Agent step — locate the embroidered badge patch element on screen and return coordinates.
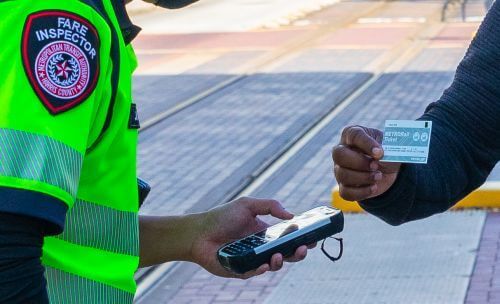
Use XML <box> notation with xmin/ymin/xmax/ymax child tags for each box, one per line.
<box><xmin>22</xmin><ymin>11</ymin><xmax>100</xmax><ymax>114</ymax></box>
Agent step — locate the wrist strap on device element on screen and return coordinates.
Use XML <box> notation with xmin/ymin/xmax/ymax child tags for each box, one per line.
<box><xmin>321</xmin><ymin>237</ymin><xmax>343</xmax><ymax>262</ymax></box>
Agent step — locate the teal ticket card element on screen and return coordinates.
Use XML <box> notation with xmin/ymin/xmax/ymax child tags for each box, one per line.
<box><xmin>381</xmin><ymin>120</ymin><xmax>432</xmax><ymax>164</ymax></box>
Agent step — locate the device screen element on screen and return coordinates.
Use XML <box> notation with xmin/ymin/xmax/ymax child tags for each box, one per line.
<box><xmin>255</xmin><ymin>207</ymin><xmax>336</xmax><ymax>241</ymax></box>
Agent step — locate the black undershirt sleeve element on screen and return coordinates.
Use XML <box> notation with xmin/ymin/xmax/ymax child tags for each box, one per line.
<box><xmin>0</xmin><ymin>187</ymin><xmax>67</xmax><ymax>236</ymax></box>
<box><xmin>0</xmin><ymin>188</ymin><xmax>68</xmax><ymax>301</ymax></box>
<box><xmin>359</xmin><ymin>2</ymin><xmax>500</xmax><ymax>225</ymax></box>
<box><xmin>0</xmin><ymin>212</ymin><xmax>49</xmax><ymax>303</ymax></box>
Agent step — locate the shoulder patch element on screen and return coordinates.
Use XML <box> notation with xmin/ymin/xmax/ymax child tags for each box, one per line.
<box><xmin>22</xmin><ymin>11</ymin><xmax>100</xmax><ymax>115</ymax></box>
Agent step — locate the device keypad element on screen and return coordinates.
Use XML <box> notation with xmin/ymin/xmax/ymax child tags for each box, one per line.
<box><xmin>222</xmin><ymin>236</ymin><xmax>267</xmax><ymax>255</ymax></box>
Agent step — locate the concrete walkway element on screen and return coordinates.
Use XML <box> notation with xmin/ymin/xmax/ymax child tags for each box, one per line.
<box><xmin>266</xmin><ymin>212</ymin><xmax>485</xmax><ymax>304</ymax></box>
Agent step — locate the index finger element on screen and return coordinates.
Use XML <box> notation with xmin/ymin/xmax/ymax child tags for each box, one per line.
<box><xmin>243</xmin><ymin>197</ymin><xmax>294</xmax><ymax>220</ymax></box>
<box><xmin>340</xmin><ymin>126</ymin><xmax>383</xmax><ymax>159</ymax></box>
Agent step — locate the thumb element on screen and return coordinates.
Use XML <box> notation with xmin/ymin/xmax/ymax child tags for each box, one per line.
<box><xmin>341</xmin><ymin>126</ymin><xmax>384</xmax><ymax>159</ymax></box>
<box><xmin>244</xmin><ymin>198</ymin><xmax>293</xmax><ymax>220</ymax></box>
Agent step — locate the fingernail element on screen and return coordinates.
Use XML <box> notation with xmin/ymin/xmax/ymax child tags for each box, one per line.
<box><xmin>372</xmin><ymin>147</ymin><xmax>382</xmax><ymax>157</ymax></box>
<box><xmin>374</xmin><ymin>172</ymin><xmax>382</xmax><ymax>181</ymax></box>
<box><xmin>370</xmin><ymin>184</ymin><xmax>378</xmax><ymax>193</ymax></box>
<box><xmin>370</xmin><ymin>161</ymin><xmax>378</xmax><ymax>171</ymax></box>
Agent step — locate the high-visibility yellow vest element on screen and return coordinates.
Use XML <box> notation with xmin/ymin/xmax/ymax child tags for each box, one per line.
<box><xmin>0</xmin><ymin>0</ymin><xmax>141</xmax><ymax>302</ymax></box>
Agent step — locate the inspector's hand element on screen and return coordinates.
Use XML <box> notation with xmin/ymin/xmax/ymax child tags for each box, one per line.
<box><xmin>191</xmin><ymin>197</ymin><xmax>310</xmax><ymax>279</ymax></box>
<box><xmin>332</xmin><ymin>126</ymin><xmax>401</xmax><ymax>201</ymax></box>
<box><xmin>138</xmin><ymin>197</ymin><xmax>311</xmax><ymax>279</ymax></box>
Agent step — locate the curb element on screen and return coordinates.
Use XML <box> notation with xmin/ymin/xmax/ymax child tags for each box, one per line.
<box><xmin>332</xmin><ymin>181</ymin><xmax>500</xmax><ymax>212</ymax></box>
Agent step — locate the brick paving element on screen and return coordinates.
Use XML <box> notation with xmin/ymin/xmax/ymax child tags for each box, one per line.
<box><xmin>132</xmin><ymin>30</ymin><xmax>310</xmax><ymax>51</ymax></box>
<box><xmin>134</xmin><ymin>74</ymin><xmax>231</xmax><ymax>121</ymax></box>
<box><xmin>429</xmin><ymin>24</ymin><xmax>478</xmax><ymax>48</ymax></box>
<box><xmin>131</xmin><ymin>31</ymin><xmax>313</xmax><ymax>123</ymax></box>
<box><xmin>270</xmin><ymin>49</ymin><xmax>383</xmax><ymax>73</ymax></box>
<box><xmin>366</xmin><ymin>0</ymin><xmax>442</xmax><ymax>19</ymax></box>
<box><xmin>465</xmin><ymin>213</ymin><xmax>500</xmax><ymax>304</ymax></box>
<box><xmin>138</xmin><ymin>70</ymin><xmax>370</xmax><ymax>216</ymax></box>
<box><xmin>168</xmin><ymin>269</ymin><xmax>289</xmax><ymax>304</ymax></box>
<box><xmin>265</xmin><ymin>211</ymin><xmax>483</xmax><ymax>304</ymax></box>
<box><xmin>254</xmin><ymin>47</ymin><xmax>463</xmax><ymax>208</ymax></box>
<box><xmin>318</xmin><ymin>25</ymin><xmax>414</xmax><ymax>47</ymax></box>
<box><xmin>183</xmin><ymin>51</ymin><xmax>266</xmax><ymax>75</ymax></box>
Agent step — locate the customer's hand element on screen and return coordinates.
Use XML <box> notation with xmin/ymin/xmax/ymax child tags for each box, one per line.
<box><xmin>332</xmin><ymin>126</ymin><xmax>401</xmax><ymax>201</ymax></box>
<box><xmin>191</xmin><ymin>197</ymin><xmax>311</xmax><ymax>279</ymax></box>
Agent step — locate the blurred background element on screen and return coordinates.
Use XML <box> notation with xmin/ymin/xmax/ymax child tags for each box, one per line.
<box><xmin>128</xmin><ymin>0</ymin><xmax>498</xmax><ymax>303</ymax></box>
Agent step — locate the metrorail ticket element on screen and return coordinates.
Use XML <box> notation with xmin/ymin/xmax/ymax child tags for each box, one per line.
<box><xmin>381</xmin><ymin>120</ymin><xmax>432</xmax><ymax>164</ymax></box>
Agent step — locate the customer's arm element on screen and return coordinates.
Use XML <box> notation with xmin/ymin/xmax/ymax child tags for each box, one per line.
<box><xmin>333</xmin><ymin>1</ymin><xmax>500</xmax><ymax>225</ymax></box>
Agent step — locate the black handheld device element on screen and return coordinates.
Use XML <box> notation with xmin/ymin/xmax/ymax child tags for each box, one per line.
<box><xmin>217</xmin><ymin>206</ymin><xmax>344</xmax><ymax>274</ymax></box>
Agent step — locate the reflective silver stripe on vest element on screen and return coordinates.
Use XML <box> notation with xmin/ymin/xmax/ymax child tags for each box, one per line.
<box><xmin>45</xmin><ymin>266</ymin><xmax>134</xmax><ymax>304</ymax></box>
<box><xmin>56</xmin><ymin>199</ymin><xmax>139</xmax><ymax>256</ymax></box>
<box><xmin>0</xmin><ymin>128</ymin><xmax>82</xmax><ymax>197</ymax></box>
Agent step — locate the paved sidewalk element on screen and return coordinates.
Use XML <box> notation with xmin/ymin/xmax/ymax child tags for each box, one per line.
<box><xmin>466</xmin><ymin>213</ymin><xmax>500</xmax><ymax>304</ymax></box>
<box><xmin>138</xmin><ymin>69</ymin><xmax>369</xmax><ymax>216</ymax></box>
<box><xmin>266</xmin><ymin>212</ymin><xmax>485</xmax><ymax>304</ymax></box>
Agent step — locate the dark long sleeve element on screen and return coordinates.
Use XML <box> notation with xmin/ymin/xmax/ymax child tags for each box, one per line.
<box><xmin>359</xmin><ymin>2</ymin><xmax>500</xmax><ymax>225</ymax></box>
